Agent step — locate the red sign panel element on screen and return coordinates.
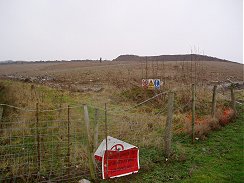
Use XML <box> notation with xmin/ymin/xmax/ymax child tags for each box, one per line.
<box><xmin>102</xmin><ymin>147</ymin><xmax>139</xmax><ymax>179</ymax></box>
<box><xmin>142</xmin><ymin>79</ymin><xmax>148</xmax><ymax>89</ymax></box>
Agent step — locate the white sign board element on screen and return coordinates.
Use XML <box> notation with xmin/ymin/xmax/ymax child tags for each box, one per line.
<box><xmin>94</xmin><ymin>136</ymin><xmax>139</xmax><ymax>179</ymax></box>
<box><xmin>94</xmin><ymin>136</ymin><xmax>136</xmax><ymax>161</ymax></box>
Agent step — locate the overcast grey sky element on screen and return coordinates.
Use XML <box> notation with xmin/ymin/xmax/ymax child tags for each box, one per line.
<box><xmin>0</xmin><ymin>0</ymin><xmax>243</xmax><ymax>63</ymax></box>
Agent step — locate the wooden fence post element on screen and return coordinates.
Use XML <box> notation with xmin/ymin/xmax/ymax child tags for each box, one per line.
<box><xmin>35</xmin><ymin>102</ymin><xmax>41</xmax><ymax>172</ymax></box>
<box><xmin>164</xmin><ymin>91</ymin><xmax>174</xmax><ymax>158</ymax></box>
<box><xmin>93</xmin><ymin>108</ymin><xmax>99</xmax><ymax>153</ymax></box>
<box><xmin>0</xmin><ymin>106</ymin><xmax>3</xmax><ymax>129</ymax></box>
<box><xmin>67</xmin><ymin>105</ymin><xmax>71</xmax><ymax>177</ymax></box>
<box><xmin>211</xmin><ymin>85</ymin><xmax>217</xmax><ymax>118</ymax></box>
<box><xmin>104</xmin><ymin>103</ymin><xmax>108</xmax><ymax>178</ymax></box>
<box><xmin>191</xmin><ymin>84</ymin><xmax>196</xmax><ymax>144</ymax></box>
<box><xmin>0</xmin><ymin>106</ymin><xmax>3</xmax><ymax>122</ymax></box>
<box><xmin>145</xmin><ymin>57</ymin><xmax>148</xmax><ymax>79</ymax></box>
<box><xmin>83</xmin><ymin>105</ymin><xmax>96</xmax><ymax>181</ymax></box>
<box><xmin>230</xmin><ymin>86</ymin><xmax>237</xmax><ymax>116</ymax></box>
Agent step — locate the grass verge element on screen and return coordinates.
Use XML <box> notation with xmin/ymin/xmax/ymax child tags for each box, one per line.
<box><xmin>105</xmin><ymin>104</ymin><xmax>243</xmax><ymax>183</ymax></box>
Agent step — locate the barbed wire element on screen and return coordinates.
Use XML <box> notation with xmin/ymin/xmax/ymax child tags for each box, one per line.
<box><xmin>0</xmin><ymin>103</ymin><xmax>84</xmax><ymax>112</ymax></box>
<box><xmin>124</xmin><ymin>91</ymin><xmax>170</xmax><ymax>111</ymax></box>
<box><xmin>1</xmin><ymin>88</ymin><xmax>242</xmax><ymax>182</ymax></box>
<box><xmin>1</xmin><ymin>87</ymin><xmax>241</xmax><ymax>119</ymax></box>
<box><xmin>0</xmin><ymin>103</ymin><xmax>36</xmax><ymax>112</ymax></box>
<box><xmin>0</xmin><ymin>90</ymin><xmax>170</xmax><ymax>114</ymax></box>
<box><xmin>216</xmin><ymin>91</ymin><xmax>243</xmax><ymax>105</ymax></box>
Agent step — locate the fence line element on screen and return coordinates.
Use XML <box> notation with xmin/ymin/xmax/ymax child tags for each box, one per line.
<box><xmin>0</xmin><ymin>90</ymin><xmax>171</xmax><ymax>114</ymax></box>
<box><xmin>0</xmin><ymin>85</ymin><xmax>240</xmax><ymax>182</ymax></box>
<box><xmin>1</xmin><ymin>87</ymin><xmax>205</xmax><ymax>116</ymax></box>
<box><xmin>0</xmin><ymin>103</ymin><xmax>36</xmax><ymax>112</ymax></box>
<box><xmin>0</xmin><ymin>103</ymin><xmax>83</xmax><ymax>112</ymax></box>
<box><xmin>0</xmin><ymin>103</ymin><xmax>89</xmax><ymax>182</ymax></box>
<box><xmin>124</xmin><ymin>90</ymin><xmax>170</xmax><ymax>111</ymax></box>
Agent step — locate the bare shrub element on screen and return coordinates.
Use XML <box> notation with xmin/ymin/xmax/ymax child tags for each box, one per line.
<box><xmin>184</xmin><ymin>114</ymin><xmax>220</xmax><ymax>139</ymax></box>
<box><xmin>219</xmin><ymin>108</ymin><xmax>235</xmax><ymax>126</ymax></box>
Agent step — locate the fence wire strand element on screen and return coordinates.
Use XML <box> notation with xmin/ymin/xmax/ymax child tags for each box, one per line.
<box><xmin>0</xmin><ymin>86</ymin><xmax>240</xmax><ymax>181</ymax></box>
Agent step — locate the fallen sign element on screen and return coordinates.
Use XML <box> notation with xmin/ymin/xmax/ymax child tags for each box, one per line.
<box><xmin>94</xmin><ymin>136</ymin><xmax>140</xmax><ymax>179</ymax></box>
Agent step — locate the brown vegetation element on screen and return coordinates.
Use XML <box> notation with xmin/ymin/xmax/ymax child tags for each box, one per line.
<box><xmin>0</xmin><ymin>58</ymin><xmax>243</xmax><ymax>181</ymax></box>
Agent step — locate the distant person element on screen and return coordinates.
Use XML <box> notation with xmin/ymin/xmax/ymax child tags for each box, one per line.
<box><xmin>100</xmin><ymin>57</ymin><xmax>102</xmax><ymax>63</ymax></box>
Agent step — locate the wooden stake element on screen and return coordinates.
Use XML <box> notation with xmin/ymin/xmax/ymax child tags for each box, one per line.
<box><xmin>83</xmin><ymin>105</ymin><xmax>96</xmax><ymax>181</ymax></box>
<box><xmin>67</xmin><ymin>105</ymin><xmax>71</xmax><ymax>177</ymax></box>
<box><xmin>0</xmin><ymin>106</ymin><xmax>3</xmax><ymax>122</ymax></box>
<box><xmin>164</xmin><ymin>92</ymin><xmax>174</xmax><ymax>158</ymax></box>
<box><xmin>163</xmin><ymin>59</ymin><xmax>165</xmax><ymax>85</ymax></box>
<box><xmin>194</xmin><ymin>54</ymin><xmax>197</xmax><ymax>84</ymax></box>
<box><xmin>230</xmin><ymin>87</ymin><xmax>237</xmax><ymax>116</ymax></box>
<box><xmin>145</xmin><ymin>57</ymin><xmax>148</xmax><ymax>79</ymax></box>
<box><xmin>93</xmin><ymin>108</ymin><xmax>99</xmax><ymax>153</ymax></box>
<box><xmin>191</xmin><ymin>84</ymin><xmax>196</xmax><ymax>143</ymax></box>
<box><xmin>36</xmin><ymin>102</ymin><xmax>41</xmax><ymax>172</ymax></box>
<box><xmin>191</xmin><ymin>51</ymin><xmax>193</xmax><ymax>84</ymax></box>
<box><xmin>104</xmin><ymin>103</ymin><xmax>108</xmax><ymax>178</ymax></box>
<box><xmin>211</xmin><ymin>85</ymin><xmax>217</xmax><ymax>118</ymax></box>
<box><xmin>0</xmin><ymin>106</ymin><xmax>3</xmax><ymax>129</ymax></box>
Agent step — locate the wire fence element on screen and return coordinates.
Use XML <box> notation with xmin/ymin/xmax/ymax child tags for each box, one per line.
<box><xmin>0</xmin><ymin>100</ymin><xmax>168</xmax><ymax>182</ymax></box>
<box><xmin>0</xmin><ymin>89</ymin><xmax>174</xmax><ymax>182</ymax></box>
<box><xmin>0</xmin><ymin>85</ymin><xmax>241</xmax><ymax>182</ymax></box>
<box><xmin>0</xmin><ymin>104</ymin><xmax>90</xmax><ymax>182</ymax></box>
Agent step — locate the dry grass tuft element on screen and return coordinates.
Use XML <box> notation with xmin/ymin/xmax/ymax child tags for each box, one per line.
<box><xmin>219</xmin><ymin>108</ymin><xmax>235</xmax><ymax>126</ymax></box>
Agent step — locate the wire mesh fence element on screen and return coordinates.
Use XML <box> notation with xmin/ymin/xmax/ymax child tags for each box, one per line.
<box><xmin>0</xmin><ymin>85</ymin><xmax>241</xmax><ymax>182</ymax></box>
<box><xmin>0</xmin><ymin>104</ymin><xmax>92</xmax><ymax>182</ymax></box>
<box><xmin>0</xmin><ymin>100</ymin><xmax>169</xmax><ymax>182</ymax></box>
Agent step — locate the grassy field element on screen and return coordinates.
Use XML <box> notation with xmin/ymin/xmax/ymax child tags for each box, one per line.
<box><xmin>0</xmin><ymin>79</ymin><xmax>168</xmax><ymax>181</ymax></box>
<box><xmin>105</xmin><ymin>104</ymin><xmax>243</xmax><ymax>183</ymax></box>
<box><xmin>0</xmin><ymin>60</ymin><xmax>243</xmax><ymax>182</ymax></box>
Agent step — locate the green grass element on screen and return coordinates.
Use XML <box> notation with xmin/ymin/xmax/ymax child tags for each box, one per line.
<box><xmin>180</xmin><ymin>105</ymin><xmax>244</xmax><ymax>183</ymax></box>
<box><xmin>1</xmin><ymin>79</ymin><xmax>243</xmax><ymax>182</ymax></box>
<box><xmin>0</xmin><ymin>80</ymin><xmax>92</xmax><ymax>180</ymax></box>
<box><xmin>105</xmin><ymin>105</ymin><xmax>244</xmax><ymax>183</ymax></box>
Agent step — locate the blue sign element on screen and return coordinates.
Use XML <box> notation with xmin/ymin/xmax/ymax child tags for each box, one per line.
<box><xmin>154</xmin><ymin>79</ymin><xmax>160</xmax><ymax>89</ymax></box>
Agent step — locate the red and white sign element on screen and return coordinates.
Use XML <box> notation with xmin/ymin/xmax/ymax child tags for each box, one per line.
<box><xmin>94</xmin><ymin>136</ymin><xmax>136</xmax><ymax>162</ymax></box>
<box><xmin>102</xmin><ymin>148</ymin><xmax>139</xmax><ymax>179</ymax></box>
<box><xmin>94</xmin><ymin>136</ymin><xmax>140</xmax><ymax>179</ymax></box>
<box><xmin>142</xmin><ymin>79</ymin><xmax>148</xmax><ymax>89</ymax></box>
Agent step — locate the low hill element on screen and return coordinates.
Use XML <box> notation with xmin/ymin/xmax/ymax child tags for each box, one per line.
<box><xmin>113</xmin><ymin>54</ymin><xmax>230</xmax><ymax>62</ymax></box>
